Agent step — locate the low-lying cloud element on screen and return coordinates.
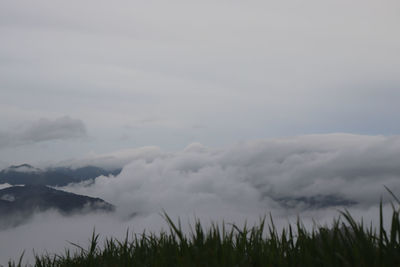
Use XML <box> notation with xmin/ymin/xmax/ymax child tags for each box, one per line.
<box><xmin>0</xmin><ymin>116</ymin><xmax>87</xmax><ymax>149</ymax></box>
<box><xmin>52</xmin><ymin>146</ymin><xmax>162</xmax><ymax>171</ymax></box>
<box><xmin>1</xmin><ymin>134</ymin><xmax>400</xmax><ymax>264</ymax></box>
<box><xmin>64</xmin><ymin>134</ymin><xmax>400</xmax><ymax>213</ymax></box>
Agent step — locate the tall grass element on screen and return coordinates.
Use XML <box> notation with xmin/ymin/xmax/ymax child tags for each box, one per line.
<box><xmin>7</xmin><ymin>203</ymin><xmax>400</xmax><ymax>267</ymax></box>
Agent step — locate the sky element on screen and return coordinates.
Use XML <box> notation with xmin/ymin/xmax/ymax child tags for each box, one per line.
<box><xmin>1</xmin><ymin>0</ymin><xmax>400</xmax><ymax>166</ymax></box>
<box><xmin>1</xmin><ymin>0</ymin><xmax>400</xmax><ymax>264</ymax></box>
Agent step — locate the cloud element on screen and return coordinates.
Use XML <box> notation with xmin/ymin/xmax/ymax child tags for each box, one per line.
<box><xmin>62</xmin><ymin>134</ymin><xmax>400</xmax><ymax>217</ymax></box>
<box><xmin>1</xmin><ymin>0</ymin><xmax>400</xmax><ymax>161</ymax></box>
<box><xmin>0</xmin><ymin>183</ymin><xmax>12</xmax><ymax>190</ymax></box>
<box><xmin>0</xmin><ymin>116</ymin><xmax>87</xmax><ymax>149</ymax></box>
<box><xmin>21</xmin><ymin>116</ymin><xmax>87</xmax><ymax>142</ymax></box>
<box><xmin>52</xmin><ymin>146</ymin><xmax>163</xmax><ymax>170</ymax></box>
<box><xmin>2</xmin><ymin>134</ymin><xmax>400</xmax><ymax>263</ymax></box>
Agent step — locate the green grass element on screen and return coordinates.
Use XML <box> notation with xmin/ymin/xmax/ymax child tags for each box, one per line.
<box><xmin>7</xmin><ymin>203</ymin><xmax>400</xmax><ymax>267</ymax></box>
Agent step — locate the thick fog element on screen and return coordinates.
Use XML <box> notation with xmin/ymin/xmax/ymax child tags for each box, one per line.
<box><xmin>1</xmin><ymin>134</ymin><xmax>400</xmax><ymax>264</ymax></box>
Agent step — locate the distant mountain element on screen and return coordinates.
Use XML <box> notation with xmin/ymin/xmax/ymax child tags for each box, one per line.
<box><xmin>3</xmin><ymin>164</ymin><xmax>41</xmax><ymax>173</ymax></box>
<box><xmin>0</xmin><ymin>164</ymin><xmax>121</xmax><ymax>186</ymax></box>
<box><xmin>0</xmin><ymin>185</ymin><xmax>115</xmax><ymax>229</ymax></box>
<box><xmin>275</xmin><ymin>194</ymin><xmax>357</xmax><ymax>209</ymax></box>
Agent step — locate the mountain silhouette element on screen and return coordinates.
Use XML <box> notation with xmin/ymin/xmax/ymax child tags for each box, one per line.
<box><xmin>0</xmin><ymin>185</ymin><xmax>115</xmax><ymax>229</ymax></box>
<box><xmin>0</xmin><ymin>164</ymin><xmax>121</xmax><ymax>186</ymax></box>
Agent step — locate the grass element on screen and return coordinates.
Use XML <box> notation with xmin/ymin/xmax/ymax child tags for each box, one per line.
<box><xmin>7</xmin><ymin>190</ymin><xmax>400</xmax><ymax>266</ymax></box>
<box><xmin>6</xmin><ymin>206</ymin><xmax>400</xmax><ymax>267</ymax></box>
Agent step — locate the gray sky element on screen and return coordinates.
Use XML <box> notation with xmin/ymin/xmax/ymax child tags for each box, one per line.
<box><xmin>1</xmin><ymin>0</ymin><xmax>400</xmax><ymax>165</ymax></box>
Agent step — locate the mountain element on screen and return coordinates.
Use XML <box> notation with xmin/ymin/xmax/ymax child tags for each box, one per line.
<box><xmin>3</xmin><ymin>164</ymin><xmax>41</xmax><ymax>173</ymax></box>
<box><xmin>275</xmin><ymin>194</ymin><xmax>357</xmax><ymax>209</ymax></box>
<box><xmin>0</xmin><ymin>185</ymin><xmax>115</xmax><ymax>229</ymax></box>
<box><xmin>0</xmin><ymin>164</ymin><xmax>121</xmax><ymax>186</ymax></box>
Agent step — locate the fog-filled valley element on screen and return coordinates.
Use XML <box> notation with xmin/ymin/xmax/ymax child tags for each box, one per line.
<box><xmin>1</xmin><ymin>134</ymin><xmax>400</xmax><ymax>264</ymax></box>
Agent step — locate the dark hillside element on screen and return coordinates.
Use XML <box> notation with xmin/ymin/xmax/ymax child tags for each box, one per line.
<box><xmin>0</xmin><ymin>165</ymin><xmax>122</xmax><ymax>186</ymax></box>
<box><xmin>0</xmin><ymin>185</ymin><xmax>114</xmax><ymax>229</ymax></box>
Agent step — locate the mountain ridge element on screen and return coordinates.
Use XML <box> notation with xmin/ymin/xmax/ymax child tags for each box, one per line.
<box><xmin>0</xmin><ymin>185</ymin><xmax>115</xmax><ymax>229</ymax></box>
<box><xmin>0</xmin><ymin>164</ymin><xmax>122</xmax><ymax>186</ymax></box>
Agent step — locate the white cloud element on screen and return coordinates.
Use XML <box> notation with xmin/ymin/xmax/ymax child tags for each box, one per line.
<box><xmin>62</xmin><ymin>134</ymin><xmax>400</xmax><ymax>215</ymax></box>
<box><xmin>52</xmin><ymin>146</ymin><xmax>163</xmax><ymax>170</ymax></box>
<box><xmin>0</xmin><ymin>183</ymin><xmax>12</xmax><ymax>190</ymax></box>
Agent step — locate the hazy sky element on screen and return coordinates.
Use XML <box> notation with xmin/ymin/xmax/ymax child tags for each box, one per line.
<box><xmin>1</xmin><ymin>0</ymin><xmax>400</xmax><ymax>165</ymax></box>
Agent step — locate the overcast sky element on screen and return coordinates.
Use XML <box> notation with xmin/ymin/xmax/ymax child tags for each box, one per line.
<box><xmin>1</xmin><ymin>0</ymin><xmax>400</xmax><ymax>165</ymax></box>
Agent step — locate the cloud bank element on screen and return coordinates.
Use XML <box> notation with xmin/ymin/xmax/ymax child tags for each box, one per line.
<box><xmin>63</xmin><ymin>134</ymin><xmax>400</xmax><ymax>215</ymax></box>
<box><xmin>1</xmin><ymin>134</ymin><xmax>400</xmax><ymax>264</ymax></box>
<box><xmin>51</xmin><ymin>146</ymin><xmax>163</xmax><ymax>171</ymax></box>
